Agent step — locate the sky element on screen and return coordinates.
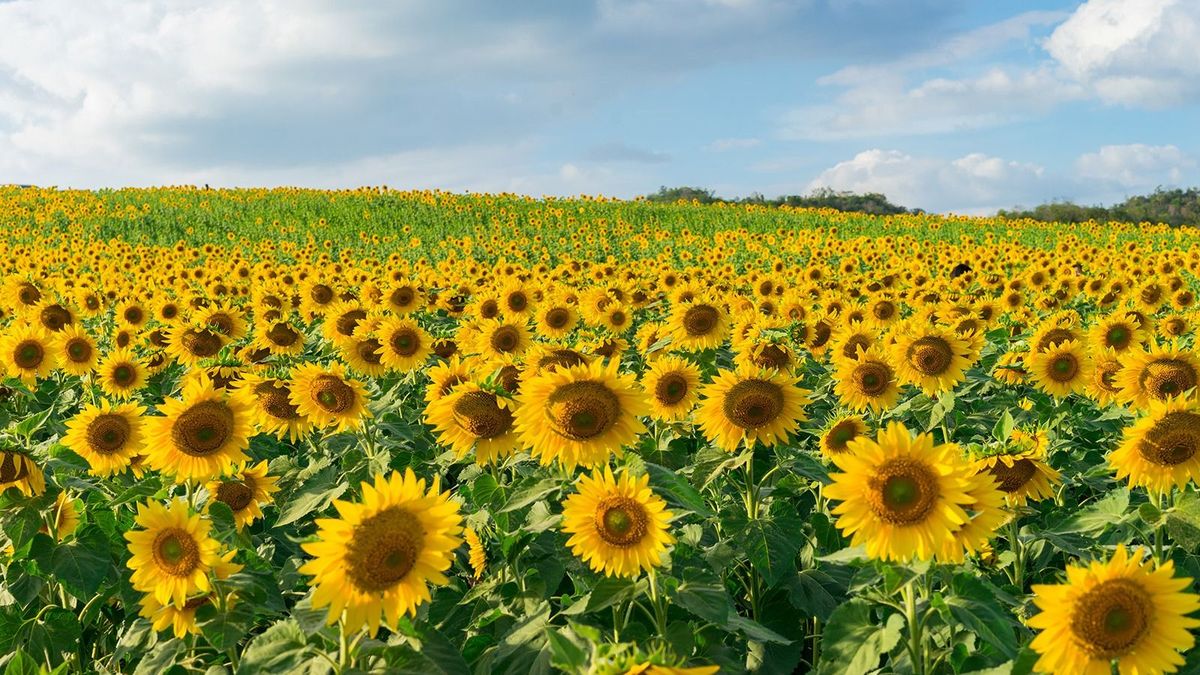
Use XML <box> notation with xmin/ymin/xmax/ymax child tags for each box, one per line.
<box><xmin>0</xmin><ymin>0</ymin><xmax>1197</xmax><ymax>214</ymax></box>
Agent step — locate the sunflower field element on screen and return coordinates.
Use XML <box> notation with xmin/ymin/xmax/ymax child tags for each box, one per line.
<box><xmin>1</xmin><ymin>185</ymin><xmax>1200</xmax><ymax>674</ymax></box>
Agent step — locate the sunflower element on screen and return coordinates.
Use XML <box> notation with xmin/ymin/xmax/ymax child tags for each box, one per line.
<box><xmin>425</xmin><ymin>355</ymin><xmax>473</xmax><ymax>405</ymax></box>
<box><xmin>425</xmin><ymin>383</ymin><xmax>519</xmax><ymax>465</ymax></box>
<box><xmin>696</xmin><ymin>365</ymin><xmax>809</xmax><ymax>452</ymax></box>
<box><xmin>0</xmin><ymin>451</ymin><xmax>45</xmax><ymax>496</ymax></box>
<box><xmin>124</xmin><ymin>498</ymin><xmax>226</xmax><ymax>607</ymax></box>
<box><xmin>43</xmin><ymin>491</ymin><xmax>80</xmax><ymax>542</ymax></box>
<box><xmin>165</xmin><ymin>325</ymin><xmax>227</xmax><ymax>367</ymax></box>
<box><xmin>1029</xmin><ymin>318</ymin><xmax>1083</xmax><ymax>354</ymax></box>
<box><xmin>254</xmin><ymin>321</ymin><xmax>305</xmax><ymax>357</ymax></box>
<box><xmin>535</xmin><ymin>299</ymin><xmax>578</xmax><ymax>340</ymax></box>
<box><xmin>823</xmin><ymin>422</ymin><xmax>1006</xmax><ymax>562</ymax></box>
<box><xmin>205</xmin><ymin>461</ymin><xmax>280</xmax><ymax>530</ymax></box>
<box><xmin>137</xmin><ymin>567</ymin><xmax>238</xmax><ymax>639</ymax></box>
<box><xmin>888</xmin><ymin>324</ymin><xmax>975</xmax><ymax>396</ymax></box>
<box><xmin>340</xmin><ymin>335</ymin><xmax>389</xmax><ymax>378</ymax></box>
<box><xmin>668</xmin><ymin>299</ymin><xmax>729</xmax><ymax>351</ymax></box>
<box><xmin>1029</xmin><ymin>545</ymin><xmax>1199</xmax><ymax>675</ymax></box>
<box><xmin>832</xmin><ymin>344</ymin><xmax>900</xmax><ymax>413</ymax></box>
<box><xmin>1089</xmin><ymin>313</ymin><xmax>1145</xmax><ymax>354</ymax></box>
<box><xmin>63</xmin><ymin>400</ymin><xmax>146</xmax><ymax>477</ymax></box>
<box><xmin>991</xmin><ymin>351</ymin><xmax>1029</xmax><ymax>386</ymax></box>
<box><xmin>300</xmin><ymin>470</ymin><xmax>463</xmax><ymax>637</ymax></box>
<box><xmin>1110</xmin><ymin>398</ymin><xmax>1200</xmax><ymax>494</ymax></box>
<box><xmin>1087</xmin><ymin>348</ymin><xmax>1126</xmax><ymax>406</ymax></box>
<box><xmin>819</xmin><ymin>414</ymin><xmax>869</xmax><ymax>459</ymax></box>
<box><xmin>145</xmin><ymin>375</ymin><xmax>253</xmax><ymax>482</ymax></box>
<box><xmin>290</xmin><ymin>362</ymin><xmax>372</xmax><ymax>433</ymax></box>
<box><xmin>195</xmin><ymin>303</ymin><xmax>248</xmax><ymax>342</ymax></box>
<box><xmin>1115</xmin><ymin>341</ymin><xmax>1200</xmax><ymax>408</ymax></box>
<box><xmin>383</xmin><ymin>283</ymin><xmax>422</xmax><ymax>315</ymax></box>
<box><xmin>472</xmin><ymin>318</ymin><xmax>532</xmax><ymax>360</ymax></box>
<box><xmin>1027</xmin><ymin>340</ymin><xmax>1092</xmax><ymax>399</ymax></box>
<box><xmin>641</xmin><ymin>356</ymin><xmax>701</xmax><ymax>422</ymax></box>
<box><xmin>34</xmin><ymin>300</ymin><xmax>74</xmax><ymax>333</ymax></box>
<box><xmin>322</xmin><ymin>301</ymin><xmax>370</xmax><ymax>348</ymax></box>
<box><xmin>465</xmin><ymin>527</ymin><xmax>486</xmax><ymax>581</ymax></box>
<box><xmin>561</xmin><ymin>467</ymin><xmax>674</xmax><ymax>578</ymax></box>
<box><xmin>971</xmin><ymin>442</ymin><xmax>1060</xmax><ymax>507</ymax></box>
<box><xmin>116</xmin><ymin>299</ymin><xmax>149</xmax><ymax>329</ymax></box>
<box><xmin>54</xmin><ymin>324</ymin><xmax>99</xmax><ymax>376</ymax></box>
<box><xmin>96</xmin><ymin>347</ymin><xmax>147</xmax><ymax>400</ymax></box>
<box><xmin>514</xmin><ymin>359</ymin><xmax>648</xmax><ymax>470</ymax></box>
<box><xmin>232</xmin><ymin>374</ymin><xmax>312</xmax><ymax>441</ymax></box>
<box><xmin>374</xmin><ymin>317</ymin><xmax>431</xmax><ymax>372</ymax></box>
<box><xmin>0</xmin><ymin>322</ymin><xmax>57</xmax><ymax>387</ymax></box>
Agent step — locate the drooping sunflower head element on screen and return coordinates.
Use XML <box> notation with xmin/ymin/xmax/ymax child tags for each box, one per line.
<box><xmin>515</xmin><ymin>359</ymin><xmax>649</xmax><ymax>470</ymax></box>
<box><xmin>255</xmin><ymin>321</ymin><xmax>305</xmax><ymax>356</ymax></box>
<box><xmin>63</xmin><ymin>399</ymin><xmax>147</xmax><ymax>478</ymax></box>
<box><xmin>205</xmin><ymin>460</ymin><xmax>280</xmax><ymax>530</ymax></box>
<box><xmin>991</xmin><ymin>350</ymin><xmax>1029</xmax><ymax>386</ymax></box>
<box><xmin>165</xmin><ymin>324</ymin><xmax>228</xmax><ymax>367</ymax></box>
<box><xmin>1110</xmin><ymin>398</ymin><xmax>1200</xmax><ymax>494</ymax></box>
<box><xmin>34</xmin><ymin>300</ymin><xmax>74</xmax><ymax>333</ymax></box>
<box><xmin>1087</xmin><ymin>348</ymin><xmax>1126</xmax><ymax>406</ymax></box>
<box><xmin>231</xmin><ymin>374</ymin><xmax>311</xmax><ymax>441</ymax></box>
<box><xmin>289</xmin><ymin>362</ymin><xmax>372</xmax><ymax>433</ymax></box>
<box><xmin>561</xmin><ymin>467</ymin><xmax>675</xmax><ymax>578</ymax></box>
<box><xmin>1029</xmin><ymin>545</ymin><xmax>1200</xmax><ymax>675</ymax></box>
<box><xmin>299</xmin><ymin>469</ymin><xmax>463</xmax><ymax>637</ymax></box>
<box><xmin>696</xmin><ymin>365</ymin><xmax>810</xmax><ymax>452</ymax></box>
<box><xmin>819</xmin><ymin>414</ymin><xmax>869</xmax><ymax>459</ymax></box>
<box><xmin>641</xmin><ymin>355</ymin><xmax>702</xmax><ymax>422</ymax></box>
<box><xmin>0</xmin><ymin>450</ymin><xmax>46</xmax><ymax>496</ymax></box>
<box><xmin>971</xmin><ymin>436</ymin><xmax>1061</xmax><ymax>507</ymax></box>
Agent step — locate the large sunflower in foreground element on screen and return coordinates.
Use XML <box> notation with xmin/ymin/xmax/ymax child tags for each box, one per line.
<box><xmin>561</xmin><ymin>467</ymin><xmax>674</xmax><ymax>578</ymax></box>
<box><xmin>300</xmin><ymin>470</ymin><xmax>463</xmax><ymax>637</ymax></box>
<box><xmin>696</xmin><ymin>365</ymin><xmax>809</xmax><ymax>452</ymax></box>
<box><xmin>641</xmin><ymin>355</ymin><xmax>701</xmax><ymax>422</ymax></box>
<box><xmin>823</xmin><ymin>422</ymin><xmax>1005</xmax><ymax>562</ymax></box>
<box><xmin>425</xmin><ymin>383</ymin><xmax>519</xmax><ymax>465</ymax></box>
<box><xmin>888</xmin><ymin>324</ymin><xmax>975</xmax><ymax>396</ymax></box>
<box><xmin>124</xmin><ymin>498</ymin><xmax>226</xmax><ymax>607</ymax></box>
<box><xmin>1029</xmin><ymin>545</ymin><xmax>1199</xmax><ymax>675</ymax></box>
<box><xmin>63</xmin><ymin>400</ymin><xmax>146</xmax><ymax>477</ymax></box>
<box><xmin>1115</xmin><ymin>341</ymin><xmax>1200</xmax><ymax>408</ymax></box>
<box><xmin>145</xmin><ymin>376</ymin><xmax>252</xmax><ymax>482</ymax></box>
<box><xmin>514</xmin><ymin>359</ymin><xmax>648</xmax><ymax>470</ymax></box>
<box><xmin>289</xmin><ymin>362</ymin><xmax>372</xmax><ymax>433</ymax></box>
<box><xmin>1109</xmin><ymin>398</ymin><xmax>1200</xmax><ymax>493</ymax></box>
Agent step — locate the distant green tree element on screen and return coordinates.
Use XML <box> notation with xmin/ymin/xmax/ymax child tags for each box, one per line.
<box><xmin>642</xmin><ymin>186</ymin><xmax>910</xmax><ymax>214</ymax></box>
<box><xmin>644</xmin><ymin>186</ymin><xmax>719</xmax><ymax>204</ymax></box>
<box><xmin>999</xmin><ymin>188</ymin><xmax>1200</xmax><ymax>227</ymax></box>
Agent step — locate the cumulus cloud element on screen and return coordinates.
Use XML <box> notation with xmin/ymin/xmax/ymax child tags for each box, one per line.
<box><xmin>806</xmin><ymin>149</ymin><xmax>1050</xmax><ymax>213</ymax></box>
<box><xmin>1075</xmin><ymin>144</ymin><xmax>1195</xmax><ymax>188</ymax></box>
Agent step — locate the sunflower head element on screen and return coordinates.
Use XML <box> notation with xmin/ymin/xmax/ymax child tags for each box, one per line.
<box><xmin>561</xmin><ymin>467</ymin><xmax>675</xmax><ymax>578</ymax></box>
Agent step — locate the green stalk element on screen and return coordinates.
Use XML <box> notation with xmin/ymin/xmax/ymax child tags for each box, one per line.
<box><xmin>901</xmin><ymin>582</ymin><xmax>926</xmax><ymax>675</ymax></box>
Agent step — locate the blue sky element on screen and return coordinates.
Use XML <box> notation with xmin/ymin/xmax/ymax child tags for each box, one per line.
<box><xmin>0</xmin><ymin>0</ymin><xmax>1196</xmax><ymax>213</ymax></box>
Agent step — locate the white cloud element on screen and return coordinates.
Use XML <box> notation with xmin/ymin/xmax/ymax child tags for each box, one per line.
<box><xmin>1045</xmin><ymin>0</ymin><xmax>1200</xmax><ymax>105</ymax></box>
<box><xmin>806</xmin><ymin>149</ymin><xmax>1048</xmax><ymax>213</ymax></box>
<box><xmin>1075</xmin><ymin>144</ymin><xmax>1195</xmax><ymax>188</ymax></box>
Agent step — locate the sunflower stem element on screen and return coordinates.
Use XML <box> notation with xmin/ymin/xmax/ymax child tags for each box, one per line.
<box><xmin>1153</xmin><ymin>490</ymin><xmax>1167</xmax><ymax>564</ymax></box>
<box><xmin>1006</xmin><ymin>516</ymin><xmax>1025</xmax><ymax>590</ymax></box>
<box><xmin>901</xmin><ymin>581</ymin><xmax>926</xmax><ymax>675</ymax></box>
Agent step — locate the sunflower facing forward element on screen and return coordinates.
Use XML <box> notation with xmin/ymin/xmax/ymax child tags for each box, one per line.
<box><xmin>63</xmin><ymin>400</ymin><xmax>146</xmax><ymax>477</ymax></box>
<box><xmin>1029</xmin><ymin>545</ymin><xmax>1199</xmax><ymax>675</ymax></box>
<box><xmin>124</xmin><ymin>498</ymin><xmax>226</xmax><ymax>607</ymax></box>
<box><xmin>0</xmin><ymin>322</ymin><xmax>57</xmax><ymax>387</ymax></box>
<box><xmin>425</xmin><ymin>383</ymin><xmax>520</xmax><ymax>466</ymax></box>
<box><xmin>1115</xmin><ymin>341</ymin><xmax>1200</xmax><ymax>408</ymax></box>
<box><xmin>641</xmin><ymin>356</ymin><xmax>702</xmax><ymax>422</ymax></box>
<box><xmin>823</xmin><ymin>422</ymin><xmax>1006</xmax><ymax>562</ymax></box>
<box><xmin>300</xmin><ymin>470</ymin><xmax>463</xmax><ymax>637</ymax></box>
<box><xmin>145</xmin><ymin>376</ymin><xmax>253</xmax><ymax>482</ymax></box>
<box><xmin>515</xmin><ymin>359</ymin><xmax>648</xmax><ymax>470</ymax></box>
<box><xmin>1027</xmin><ymin>339</ymin><xmax>1092</xmax><ymax>399</ymax></box>
<box><xmin>888</xmin><ymin>324</ymin><xmax>975</xmax><ymax>396</ymax></box>
<box><xmin>206</xmin><ymin>461</ymin><xmax>280</xmax><ymax>530</ymax></box>
<box><xmin>832</xmin><ymin>344</ymin><xmax>900</xmax><ymax>413</ymax></box>
<box><xmin>561</xmin><ymin>467</ymin><xmax>674</xmax><ymax>578</ymax></box>
<box><xmin>290</xmin><ymin>362</ymin><xmax>372</xmax><ymax>433</ymax></box>
<box><xmin>1109</xmin><ymin>398</ymin><xmax>1200</xmax><ymax>493</ymax></box>
<box><xmin>696</xmin><ymin>365</ymin><xmax>809</xmax><ymax>452</ymax></box>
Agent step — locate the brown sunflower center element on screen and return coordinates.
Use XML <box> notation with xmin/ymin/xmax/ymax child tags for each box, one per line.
<box><xmin>311</xmin><ymin>375</ymin><xmax>355</xmax><ymax>414</ymax></box>
<box><xmin>123</xmin><ymin>307</ymin><xmax>144</xmax><ymax>325</ymax></box>
<box><xmin>1138</xmin><ymin>358</ymin><xmax>1198</xmax><ymax>400</ymax></box>
<box><xmin>346</xmin><ymin>507</ymin><xmax>424</xmax><ymax>592</ymax></box>
<box><xmin>215</xmin><ymin>479</ymin><xmax>256</xmax><ymax>512</ymax></box>
<box><xmin>0</xmin><ymin>453</ymin><xmax>30</xmax><ymax>482</ymax></box>
<box><xmin>1137</xmin><ymin>411</ymin><xmax>1200</xmax><ymax>466</ymax></box>
<box><xmin>1164</xmin><ymin>318</ymin><xmax>1187</xmax><ymax>336</ymax></box>
<box><xmin>722</xmin><ymin>379</ymin><xmax>785</xmax><ymax>429</ymax></box>
<box><xmin>452</xmin><ymin>390</ymin><xmax>514</xmax><ymax>439</ymax></box>
<box><xmin>389</xmin><ymin>328</ymin><xmax>420</xmax><ymax>356</ymax></box>
<box><xmin>1048</xmin><ymin>353</ymin><xmax>1079</xmax><ymax>382</ymax></box>
<box><xmin>752</xmin><ymin>344</ymin><xmax>791</xmax><ymax>370</ymax></box>
<box><xmin>824</xmin><ymin>420</ymin><xmax>860</xmax><ymax>453</ymax></box>
<box><xmin>908</xmin><ymin>336</ymin><xmax>956</xmax><ymax>376</ymax></box>
<box><xmin>840</xmin><ymin>335</ymin><xmax>872</xmax><ymax>360</ymax></box>
<box><xmin>152</xmin><ymin>528</ymin><xmax>200</xmax><ymax>576</ymax></box>
<box><xmin>682</xmin><ymin>304</ymin><xmax>720</xmax><ymax>337</ymax></box>
<box><xmin>507</xmin><ymin>292</ymin><xmax>528</xmax><ymax>312</ymax></box>
<box><xmin>17</xmin><ymin>283</ymin><xmax>40</xmax><ymax>306</ymax></box>
<box><xmin>310</xmin><ymin>284</ymin><xmax>334</xmax><ymax>305</ymax></box>
<box><xmin>986</xmin><ymin>458</ymin><xmax>1038</xmax><ymax>493</ymax></box>
<box><xmin>87</xmin><ymin>414</ymin><xmax>131</xmax><ymax>454</ymax></box>
<box><xmin>171</xmin><ymin>400</ymin><xmax>235</xmax><ymax>457</ymax></box>
<box><xmin>545</xmin><ymin>307</ymin><xmax>571</xmax><ymax>329</ymax></box>
<box><xmin>40</xmin><ymin>305</ymin><xmax>72</xmax><ymax>331</ymax></box>
<box><xmin>206</xmin><ymin>313</ymin><xmax>235</xmax><ymax>336</ymax></box>
<box><xmin>1069</xmin><ymin>578</ymin><xmax>1152</xmax><ymax>659</ymax></box>
<box><xmin>66</xmin><ymin>338</ymin><xmax>92</xmax><ymax>363</ymax></box>
<box><xmin>1035</xmin><ymin>327</ymin><xmax>1076</xmax><ymax>353</ymax></box>
<box><xmin>594</xmin><ymin>496</ymin><xmax>649</xmax><ymax>547</ymax></box>
<box><xmin>334</xmin><ymin>309</ymin><xmax>367</xmax><ymax>338</ymax></box>
<box><xmin>180</xmin><ymin>328</ymin><xmax>223</xmax><ymax>358</ymax></box>
<box><xmin>548</xmin><ymin>381</ymin><xmax>621</xmax><ymax>441</ymax></box>
<box><xmin>266</xmin><ymin>323</ymin><xmax>300</xmax><ymax>347</ymax></box>
<box><xmin>390</xmin><ymin>287</ymin><xmax>415</xmax><ymax>308</ymax></box>
<box><xmin>356</xmin><ymin>338</ymin><xmax>383</xmax><ymax>365</ymax></box>
<box><xmin>489</xmin><ymin>325</ymin><xmax>521</xmax><ymax>353</ymax></box>
<box><xmin>13</xmin><ymin>340</ymin><xmax>44</xmax><ymax>369</ymax></box>
<box><xmin>537</xmin><ymin>349</ymin><xmax>586</xmax><ymax>372</ymax></box>
<box><xmin>873</xmin><ymin>301</ymin><xmax>896</xmax><ymax>320</ymax></box>
<box><xmin>654</xmin><ymin>373</ymin><xmax>690</xmax><ymax>406</ymax></box>
<box><xmin>433</xmin><ymin>339</ymin><xmax>458</xmax><ymax>359</ymax></box>
<box><xmin>1106</xmin><ymin>325</ymin><xmax>1133</xmax><ymax>349</ymax></box>
<box><xmin>866</xmin><ymin>458</ymin><xmax>939</xmax><ymax>524</ymax></box>
<box><xmin>1096</xmin><ymin>361</ymin><xmax>1122</xmax><ymax>393</ymax></box>
<box><xmin>112</xmin><ymin>363</ymin><xmax>136</xmax><ymax>385</ymax></box>
<box><xmin>853</xmin><ymin>361</ymin><xmax>892</xmax><ymax>396</ymax></box>
<box><xmin>254</xmin><ymin>380</ymin><xmax>301</xmax><ymax>420</ymax></box>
